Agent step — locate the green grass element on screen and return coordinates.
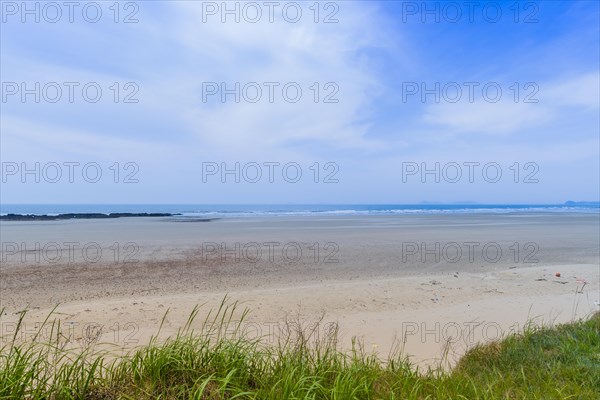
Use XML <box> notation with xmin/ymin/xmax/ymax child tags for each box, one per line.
<box><xmin>1</xmin><ymin>300</ymin><xmax>598</xmax><ymax>399</ymax></box>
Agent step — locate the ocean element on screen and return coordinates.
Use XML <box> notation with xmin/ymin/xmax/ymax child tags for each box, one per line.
<box><xmin>1</xmin><ymin>204</ymin><xmax>598</xmax><ymax>218</ymax></box>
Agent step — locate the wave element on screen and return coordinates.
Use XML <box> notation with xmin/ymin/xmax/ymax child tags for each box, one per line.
<box><xmin>170</xmin><ymin>206</ymin><xmax>599</xmax><ymax>218</ymax></box>
<box><xmin>2</xmin><ymin>204</ymin><xmax>598</xmax><ymax>218</ymax></box>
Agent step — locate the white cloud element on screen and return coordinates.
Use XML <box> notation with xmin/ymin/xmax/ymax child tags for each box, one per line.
<box><xmin>544</xmin><ymin>72</ymin><xmax>600</xmax><ymax>108</ymax></box>
<box><xmin>136</xmin><ymin>1</ymin><xmax>391</xmax><ymax>156</ymax></box>
<box><xmin>421</xmin><ymin>72</ymin><xmax>599</xmax><ymax>135</ymax></box>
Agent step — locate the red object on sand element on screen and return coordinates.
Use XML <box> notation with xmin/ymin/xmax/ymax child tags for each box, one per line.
<box><xmin>555</xmin><ymin>272</ymin><xmax>561</xmax><ymax>277</ymax></box>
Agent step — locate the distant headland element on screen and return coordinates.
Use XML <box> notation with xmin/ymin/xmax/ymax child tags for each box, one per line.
<box><xmin>564</xmin><ymin>201</ymin><xmax>600</xmax><ymax>207</ymax></box>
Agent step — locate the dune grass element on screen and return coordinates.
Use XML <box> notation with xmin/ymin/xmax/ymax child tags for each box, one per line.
<box><xmin>1</xmin><ymin>300</ymin><xmax>598</xmax><ymax>399</ymax></box>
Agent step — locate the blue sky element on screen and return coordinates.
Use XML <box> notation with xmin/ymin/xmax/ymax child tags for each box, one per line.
<box><xmin>1</xmin><ymin>0</ymin><xmax>598</xmax><ymax>204</ymax></box>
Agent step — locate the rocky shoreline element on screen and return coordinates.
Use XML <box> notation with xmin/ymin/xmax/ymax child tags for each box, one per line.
<box><xmin>0</xmin><ymin>213</ymin><xmax>179</xmax><ymax>221</ymax></box>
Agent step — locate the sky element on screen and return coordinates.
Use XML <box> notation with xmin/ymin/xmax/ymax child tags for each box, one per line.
<box><xmin>1</xmin><ymin>0</ymin><xmax>599</xmax><ymax>204</ymax></box>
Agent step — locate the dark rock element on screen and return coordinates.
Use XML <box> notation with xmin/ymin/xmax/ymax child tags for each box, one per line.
<box><xmin>0</xmin><ymin>213</ymin><xmax>180</xmax><ymax>221</ymax></box>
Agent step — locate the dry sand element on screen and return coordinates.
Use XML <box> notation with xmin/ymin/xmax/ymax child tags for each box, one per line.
<box><xmin>1</xmin><ymin>213</ymin><xmax>598</xmax><ymax>367</ymax></box>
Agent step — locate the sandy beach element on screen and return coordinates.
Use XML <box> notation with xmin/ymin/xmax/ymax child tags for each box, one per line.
<box><xmin>1</xmin><ymin>213</ymin><xmax>598</xmax><ymax>367</ymax></box>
